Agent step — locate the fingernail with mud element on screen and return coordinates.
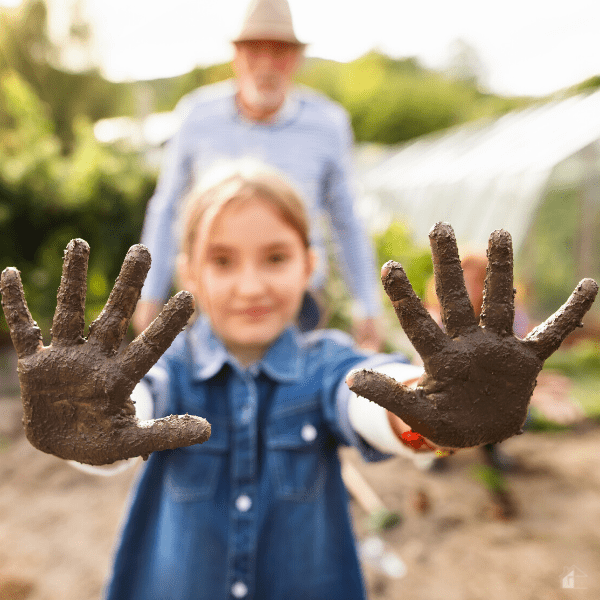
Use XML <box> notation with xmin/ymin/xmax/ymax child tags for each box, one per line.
<box><xmin>345</xmin><ymin>371</ymin><xmax>357</xmax><ymax>388</ymax></box>
<box><xmin>381</xmin><ymin>262</ymin><xmax>394</xmax><ymax>279</ymax></box>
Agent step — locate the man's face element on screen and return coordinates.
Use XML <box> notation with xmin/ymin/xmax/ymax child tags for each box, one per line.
<box><xmin>233</xmin><ymin>40</ymin><xmax>303</xmax><ymax>120</ymax></box>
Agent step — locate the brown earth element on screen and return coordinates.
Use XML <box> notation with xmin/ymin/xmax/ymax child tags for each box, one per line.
<box><xmin>1</xmin><ymin>389</ymin><xmax>599</xmax><ymax>600</ymax></box>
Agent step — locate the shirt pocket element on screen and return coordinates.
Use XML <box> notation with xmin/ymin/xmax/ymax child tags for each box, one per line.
<box><xmin>265</xmin><ymin>406</ymin><xmax>326</xmax><ymax>502</ymax></box>
<box><xmin>165</xmin><ymin>416</ymin><xmax>229</xmax><ymax>502</ymax></box>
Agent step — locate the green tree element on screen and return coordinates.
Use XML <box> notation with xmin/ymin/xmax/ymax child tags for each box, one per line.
<box><xmin>0</xmin><ymin>0</ymin><xmax>124</xmax><ymax>153</ymax></box>
<box><xmin>0</xmin><ymin>72</ymin><xmax>155</xmax><ymax>338</ymax></box>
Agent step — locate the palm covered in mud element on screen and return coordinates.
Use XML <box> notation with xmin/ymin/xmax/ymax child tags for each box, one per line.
<box><xmin>1</xmin><ymin>224</ymin><xmax>597</xmax><ymax>463</ymax></box>
<box><xmin>0</xmin><ymin>240</ymin><xmax>210</xmax><ymax>465</ymax></box>
<box><xmin>347</xmin><ymin>223</ymin><xmax>598</xmax><ymax>448</ymax></box>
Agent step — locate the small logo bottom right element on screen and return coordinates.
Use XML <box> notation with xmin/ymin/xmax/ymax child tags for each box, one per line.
<box><xmin>561</xmin><ymin>566</ymin><xmax>587</xmax><ymax>589</ymax></box>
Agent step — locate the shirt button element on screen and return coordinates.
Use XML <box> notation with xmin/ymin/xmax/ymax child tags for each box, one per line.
<box><xmin>301</xmin><ymin>423</ymin><xmax>317</xmax><ymax>442</ymax></box>
<box><xmin>231</xmin><ymin>581</ymin><xmax>248</xmax><ymax>598</ymax></box>
<box><xmin>235</xmin><ymin>494</ymin><xmax>252</xmax><ymax>512</ymax></box>
<box><xmin>240</xmin><ymin>407</ymin><xmax>252</xmax><ymax>423</ymax></box>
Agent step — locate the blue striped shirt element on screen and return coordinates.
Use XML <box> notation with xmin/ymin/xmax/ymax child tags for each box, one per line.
<box><xmin>140</xmin><ymin>80</ymin><xmax>381</xmax><ymax>317</ymax></box>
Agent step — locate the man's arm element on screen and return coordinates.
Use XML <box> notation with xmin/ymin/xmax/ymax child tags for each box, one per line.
<box><xmin>322</xmin><ymin>108</ymin><xmax>383</xmax><ymax>347</ymax></box>
<box><xmin>134</xmin><ymin>115</ymin><xmax>192</xmax><ymax>333</ymax></box>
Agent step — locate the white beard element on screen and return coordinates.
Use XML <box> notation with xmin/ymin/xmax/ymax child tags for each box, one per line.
<box><xmin>242</xmin><ymin>73</ymin><xmax>285</xmax><ymax>113</ymax></box>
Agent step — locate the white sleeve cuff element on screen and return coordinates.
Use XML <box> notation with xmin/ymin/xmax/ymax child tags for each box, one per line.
<box><xmin>347</xmin><ymin>362</ymin><xmax>424</xmax><ymax>457</ymax></box>
<box><xmin>132</xmin><ymin>380</ymin><xmax>155</xmax><ymax>421</ymax></box>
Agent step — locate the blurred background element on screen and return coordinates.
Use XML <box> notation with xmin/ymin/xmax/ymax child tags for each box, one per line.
<box><xmin>0</xmin><ymin>1</ymin><xmax>599</xmax><ymax>598</ymax></box>
<box><xmin>0</xmin><ymin>0</ymin><xmax>597</xmax><ymax>402</ymax></box>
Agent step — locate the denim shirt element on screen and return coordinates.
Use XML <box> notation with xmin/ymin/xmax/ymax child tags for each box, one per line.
<box><xmin>104</xmin><ymin>318</ymin><xmax>406</xmax><ymax>600</ymax></box>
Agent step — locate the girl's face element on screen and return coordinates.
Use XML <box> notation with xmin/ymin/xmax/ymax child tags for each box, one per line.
<box><xmin>183</xmin><ymin>197</ymin><xmax>315</xmax><ymax>366</ymax></box>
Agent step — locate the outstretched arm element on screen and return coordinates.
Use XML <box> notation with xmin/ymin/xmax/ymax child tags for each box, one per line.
<box><xmin>1</xmin><ymin>239</ymin><xmax>210</xmax><ymax>465</ymax></box>
<box><xmin>347</xmin><ymin>222</ymin><xmax>598</xmax><ymax>449</ymax></box>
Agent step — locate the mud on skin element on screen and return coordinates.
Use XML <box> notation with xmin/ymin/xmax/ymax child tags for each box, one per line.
<box><xmin>2</xmin><ymin>227</ymin><xmax>597</xmax><ymax>461</ymax></box>
<box><xmin>1</xmin><ymin>239</ymin><xmax>211</xmax><ymax>466</ymax></box>
<box><xmin>347</xmin><ymin>222</ymin><xmax>598</xmax><ymax>449</ymax></box>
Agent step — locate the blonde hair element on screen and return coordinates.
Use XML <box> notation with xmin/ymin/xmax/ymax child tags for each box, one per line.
<box><xmin>180</xmin><ymin>164</ymin><xmax>311</xmax><ymax>263</ymax></box>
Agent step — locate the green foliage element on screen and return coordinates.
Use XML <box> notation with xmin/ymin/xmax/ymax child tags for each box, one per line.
<box><xmin>373</xmin><ymin>221</ymin><xmax>433</xmax><ymax>299</ymax></box>
<box><xmin>297</xmin><ymin>52</ymin><xmax>527</xmax><ymax>145</ymax></box>
<box><xmin>571</xmin><ymin>376</ymin><xmax>600</xmax><ymax>418</ymax></box>
<box><xmin>532</xmin><ymin>344</ymin><xmax>600</xmax><ymax>421</ymax></box>
<box><xmin>0</xmin><ymin>72</ymin><xmax>155</xmax><ymax>338</ymax></box>
<box><xmin>368</xmin><ymin>508</ymin><xmax>402</xmax><ymax>532</ymax></box>
<box><xmin>0</xmin><ymin>1</ymin><xmax>124</xmax><ymax>153</ymax></box>
<box><xmin>145</xmin><ymin>51</ymin><xmax>522</xmax><ymax>145</ymax></box>
<box><xmin>544</xmin><ymin>341</ymin><xmax>600</xmax><ymax>379</ymax></box>
<box><xmin>369</xmin><ymin>222</ymin><xmax>433</xmax><ymax>352</ymax></box>
<box><xmin>146</xmin><ymin>63</ymin><xmax>234</xmax><ymax>113</ymax></box>
<box><xmin>518</xmin><ymin>186</ymin><xmax>579</xmax><ymax>315</ymax></box>
<box><xmin>470</xmin><ymin>464</ymin><xmax>508</xmax><ymax>493</ymax></box>
<box><xmin>323</xmin><ymin>220</ymin><xmax>432</xmax><ymax>351</ymax></box>
<box><xmin>517</xmin><ymin>184</ymin><xmax>600</xmax><ymax>323</ymax></box>
<box><xmin>567</xmin><ymin>75</ymin><xmax>600</xmax><ymax>95</ymax></box>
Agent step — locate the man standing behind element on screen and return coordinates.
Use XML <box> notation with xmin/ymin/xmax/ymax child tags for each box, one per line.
<box><xmin>133</xmin><ymin>0</ymin><xmax>382</xmax><ymax>349</ymax></box>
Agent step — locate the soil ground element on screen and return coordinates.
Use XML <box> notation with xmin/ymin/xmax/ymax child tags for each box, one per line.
<box><xmin>1</xmin><ymin>352</ymin><xmax>599</xmax><ymax>600</ymax></box>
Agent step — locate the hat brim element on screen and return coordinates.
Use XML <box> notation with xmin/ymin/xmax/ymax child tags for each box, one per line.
<box><xmin>232</xmin><ymin>24</ymin><xmax>306</xmax><ymax>46</ymax></box>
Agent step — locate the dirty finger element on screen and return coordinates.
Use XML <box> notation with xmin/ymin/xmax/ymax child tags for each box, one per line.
<box><xmin>87</xmin><ymin>245</ymin><xmax>151</xmax><ymax>354</ymax></box>
<box><xmin>346</xmin><ymin>368</ymin><xmax>439</xmax><ymax>441</ymax></box>
<box><xmin>522</xmin><ymin>278</ymin><xmax>598</xmax><ymax>361</ymax></box>
<box><xmin>119</xmin><ymin>290</ymin><xmax>195</xmax><ymax>384</ymax></box>
<box><xmin>381</xmin><ymin>260</ymin><xmax>449</xmax><ymax>362</ymax></box>
<box><xmin>51</xmin><ymin>239</ymin><xmax>89</xmax><ymax>345</ymax></box>
<box><xmin>0</xmin><ymin>267</ymin><xmax>43</xmax><ymax>358</ymax></box>
<box><xmin>123</xmin><ymin>414</ymin><xmax>211</xmax><ymax>459</ymax></box>
<box><xmin>429</xmin><ymin>222</ymin><xmax>478</xmax><ymax>338</ymax></box>
<box><xmin>480</xmin><ymin>229</ymin><xmax>515</xmax><ymax>336</ymax></box>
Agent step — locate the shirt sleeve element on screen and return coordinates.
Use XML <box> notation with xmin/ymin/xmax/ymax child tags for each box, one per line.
<box><xmin>139</xmin><ymin>113</ymin><xmax>192</xmax><ymax>303</ymax></box>
<box><xmin>332</xmin><ymin>352</ymin><xmax>414</xmax><ymax>462</ymax></box>
<box><xmin>322</xmin><ymin>110</ymin><xmax>382</xmax><ymax>318</ymax></box>
<box><xmin>346</xmin><ymin>362</ymin><xmax>425</xmax><ymax>459</ymax></box>
<box><xmin>131</xmin><ymin>380</ymin><xmax>154</xmax><ymax>421</ymax></box>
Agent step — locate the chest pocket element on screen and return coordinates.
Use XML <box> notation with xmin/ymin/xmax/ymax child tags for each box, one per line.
<box><xmin>165</xmin><ymin>415</ymin><xmax>229</xmax><ymax>502</ymax></box>
<box><xmin>265</xmin><ymin>404</ymin><xmax>326</xmax><ymax>501</ymax></box>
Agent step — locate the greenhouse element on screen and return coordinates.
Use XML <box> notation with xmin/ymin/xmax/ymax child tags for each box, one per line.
<box><xmin>358</xmin><ymin>89</ymin><xmax>600</xmax><ymax>319</ymax></box>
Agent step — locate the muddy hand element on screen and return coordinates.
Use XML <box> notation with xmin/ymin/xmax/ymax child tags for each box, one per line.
<box><xmin>347</xmin><ymin>223</ymin><xmax>598</xmax><ymax>448</ymax></box>
<box><xmin>1</xmin><ymin>240</ymin><xmax>210</xmax><ymax>465</ymax></box>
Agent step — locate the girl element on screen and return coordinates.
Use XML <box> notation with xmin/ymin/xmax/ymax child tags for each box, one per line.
<box><xmin>104</xmin><ymin>169</ymin><xmax>425</xmax><ymax>599</ymax></box>
<box><xmin>2</xmin><ymin>167</ymin><xmax>595</xmax><ymax>600</ymax></box>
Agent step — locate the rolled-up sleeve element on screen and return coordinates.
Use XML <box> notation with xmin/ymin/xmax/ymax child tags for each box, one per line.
<box><xmin>334</xmin><ymin>353</ymin><xmax>418</xmax><ymax>462</ymax></box>
<box><xmin>140</xmin><ymin>120</ymin><xmax>192</xmax><ymax>303</ymax></box>
<box><xmin>323</xmin><ymin>111</ymin><xmax>381</xmax><ymax>318</ymax></box>
<box><xmin>141</xmin><ymin>362</ymin><xmax>173</xmax><ymax>419</ymax></box>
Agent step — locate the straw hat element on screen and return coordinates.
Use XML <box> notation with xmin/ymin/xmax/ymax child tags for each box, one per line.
<box><xmin>232</xmin><ymin>0</ymin><xmax>305</xmax><ymax>45</ymax></box>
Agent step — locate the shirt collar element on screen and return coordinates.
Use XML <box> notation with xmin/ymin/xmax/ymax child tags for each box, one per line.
<box><xmin>188</xmin><ymin>316</ymin><xmax>303</xmax><ymax>383</ymax></box>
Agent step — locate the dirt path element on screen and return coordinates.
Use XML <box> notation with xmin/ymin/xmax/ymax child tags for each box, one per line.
<box><xmin>1</xmin><ymin>395</ymin><xmax>599</xmax><ymax>600</ymax></box>
<box><xmin>347</xmin><ymin>424</ymin><xmax>600</xmax><ymax>600</ymax></box>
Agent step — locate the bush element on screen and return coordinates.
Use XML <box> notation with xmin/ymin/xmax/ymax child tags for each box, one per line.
<box><xmin>324</xmin><ymin>220</ymin><xmax>432</xmax><ymax>354</ymax></box>
<box><xmin>0</xmin><ymin>72</ymin><xmax>156</xmax><ymax>340</ymax></box>
<box><xmin>373</xmin><ymin>221</ymin><xmax>433</xmax><ymax>299</ymax></box>
<box><xmin>544</xmin><ymin>341</ymin><xmax>600</xmax><ymax>379</ymax></box>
